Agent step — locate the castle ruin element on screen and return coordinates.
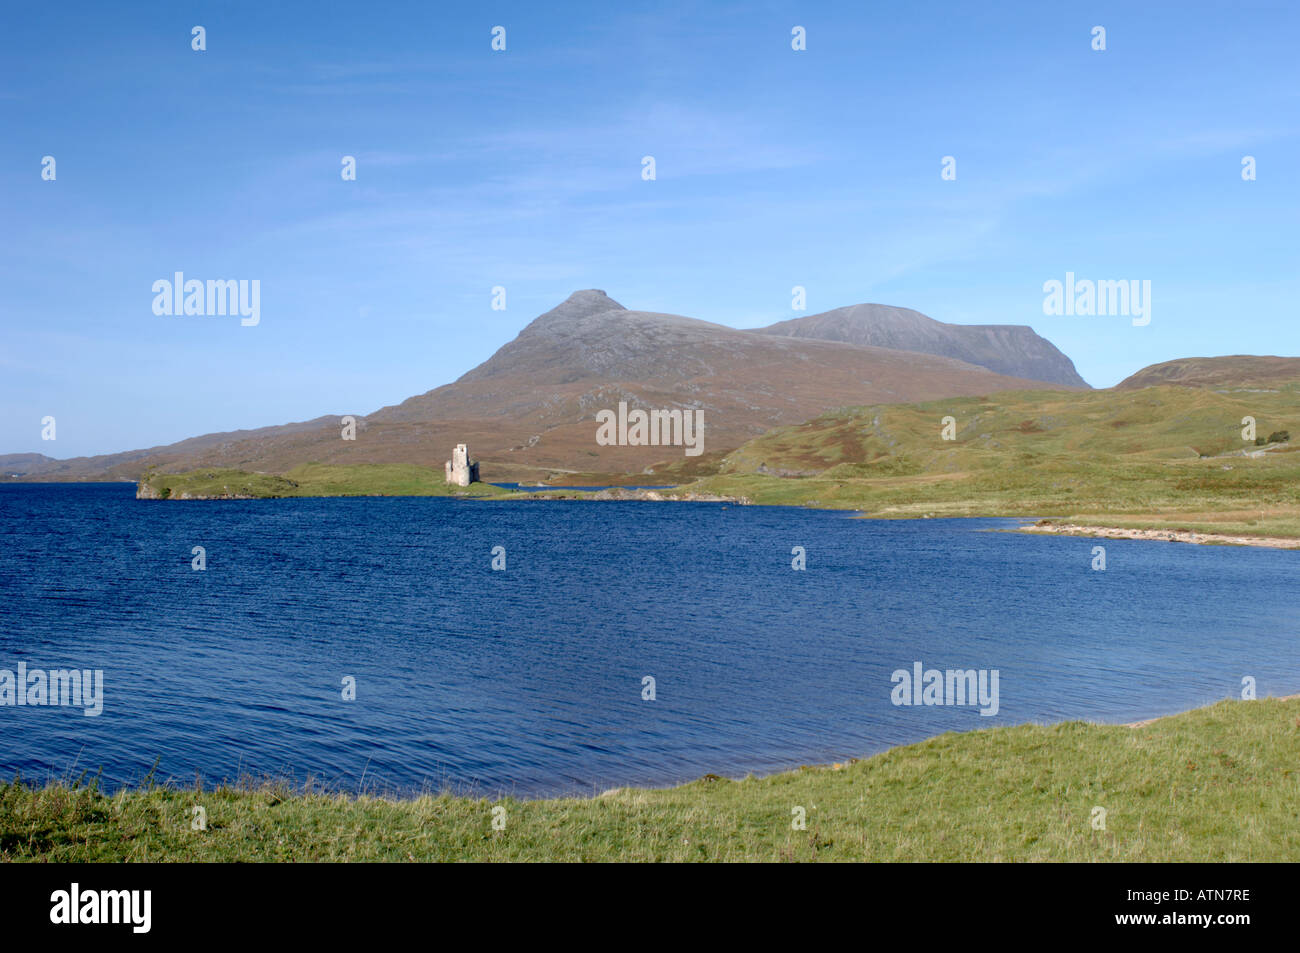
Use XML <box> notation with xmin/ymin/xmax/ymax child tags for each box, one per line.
<box><xmin>444</xmin><ymin>443</ymin><xmax>480</xmax><ymax>486</ymax></box>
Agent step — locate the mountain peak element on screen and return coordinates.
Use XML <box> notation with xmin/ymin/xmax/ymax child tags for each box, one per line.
<box><xmin>569</xmin><ymin>288</ymin><xmax>617</xmax><ymax>303</ymax></box>
<box><xmin>514</xmin><ymin>290</ymin><xmax>628</xmax><ymax>340</ymax></box>
<box><xmin>546</xmin><ymin>289</ymin><xmax>626</xmax><ymax>318</ymax></box>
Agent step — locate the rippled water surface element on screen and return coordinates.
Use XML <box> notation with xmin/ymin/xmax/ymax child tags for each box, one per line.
<box><xmin>1</xmin><ymin>483</ymin><xmax>1296</xmax><ymax>797</ymax></box>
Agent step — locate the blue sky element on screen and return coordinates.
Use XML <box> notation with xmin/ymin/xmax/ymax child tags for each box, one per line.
<box><xmin>2</xmin><ymin>1</ymin><xmax>1297</xmax><ymax>458</ymax></box>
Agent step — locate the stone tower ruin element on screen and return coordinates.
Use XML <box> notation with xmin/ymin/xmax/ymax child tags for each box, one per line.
<box><xmin>444</xmin><ymin>443</ymin><xmax>480</xmax><ymax>486</ymax></box>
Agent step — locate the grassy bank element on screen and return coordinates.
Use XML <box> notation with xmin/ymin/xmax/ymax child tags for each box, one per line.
<box><xmin>671</xmin><ymin>464</ymin><xmax>1300</xmax><ymax>539</ymax></box>
<box><xmin>4</xmin><ymin>697</ymin><xmax>1297</xmax><ymax>862</ymax></box>
<box><xmin>137</xmin><ymin>463</ymin><xmax>518</xmax><ymax>500</ymax></box>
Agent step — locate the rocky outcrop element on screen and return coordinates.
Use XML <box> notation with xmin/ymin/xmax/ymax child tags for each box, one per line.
<box><xmin>135</xmin><ymin>479</ymin><xmax>162</xmax><ymax>499</ymax></box>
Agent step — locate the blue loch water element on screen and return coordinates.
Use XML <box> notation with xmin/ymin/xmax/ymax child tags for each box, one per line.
<box><xmin>0</xmin><ymin>483</ymin><xmax>1296</xmax><ymax>797</ymax></box>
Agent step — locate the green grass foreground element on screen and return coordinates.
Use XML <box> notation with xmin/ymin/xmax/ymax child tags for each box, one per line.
<box><xmin>4</xmin><ymin>697</ymin><xmax>1297</xmax><ymax>861</ymax></box>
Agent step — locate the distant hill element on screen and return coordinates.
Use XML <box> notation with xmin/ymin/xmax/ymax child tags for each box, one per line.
<box><xmin>0</xmin><ymin>453</ymin><xmax>58</xmax><ymax>476</ymax></box>
<box><xmin>756</xmin><ymin>303</ymin><xmax>1088</xmax><ymax>388</ymax></box>
<box><xmin>1117</xmin><ymin>356</ymin><xmax>1300</xmax><ymax>390</ymax></box>
<box><xmin>4</xmin><ymin>290</ymin><xmax>1080</xmax><ymax>482</ymax></box>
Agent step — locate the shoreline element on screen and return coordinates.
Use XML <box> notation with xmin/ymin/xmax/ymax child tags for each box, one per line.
<box><xmin>1019</xmin><ymin>520</ymin><xmax>1300</xmax><ymax>550</ymax></box>
<box><xmin>23</xmin><ymin>695</ymin><xmax>1291</xmax><ymax>805</ymax></box>
<box><xmin>43</xmin><ymin>479</ymin><xmax>1300</xmax><ymax>549</ymax></box>
<box><xmin>1121</xmin><ymin>693</ymin><xmax>1298</xmax><ymax>728</ymax></box>
<box><xmin>8</xmin><ymin>696</ymin><xmax>1298</xmax><ymax>861</ymax></box>
<box><xmin>599</xmin><ymin>694</ymin><xmax>1300</xmax><ymax>801</ymax></box>
<box><xmin>132</xmin><ymin>482</ymin><xmax>1300</xmax><ymax>551</ymax></box>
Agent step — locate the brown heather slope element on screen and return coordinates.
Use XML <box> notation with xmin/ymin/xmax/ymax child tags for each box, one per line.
<box><xmin>1116</xmin><ymin>356</ymin><xmax>1300</xmax><ymax>390</ymax></box>
<box><xmin>4</xmin><ymin>290</ymin><xmax>1079</xmax><ymax>483</ymax></box>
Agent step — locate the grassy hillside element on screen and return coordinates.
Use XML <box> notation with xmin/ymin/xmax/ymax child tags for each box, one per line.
<box><xmin>3</xmin><ymin>697</ymin><xmax>1296</xmax><ymax>862</ymax></box>
<box><xmin>672</xmin><ymin>382</ymin><xmax>1300</xmax><ymax>538</ymax></box>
